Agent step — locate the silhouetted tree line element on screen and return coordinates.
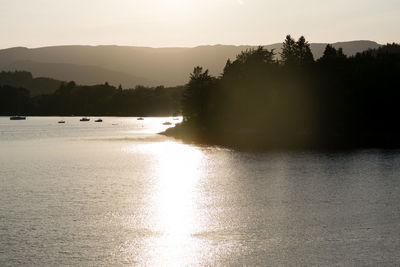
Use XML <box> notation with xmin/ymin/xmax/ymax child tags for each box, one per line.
<box><xmin>166</xmin><ymin>35</ymin><xmax>400</xmax><ymax>149</ymax></box>
<box><xmin>0</xmin><ymin>85</ymin><xmax>32</xmax><ymax>115</ymax></box>
<box><xmin>0</xmin><ymin>79</ymin><xmax>184</xmax><ymax>116</ymax></box>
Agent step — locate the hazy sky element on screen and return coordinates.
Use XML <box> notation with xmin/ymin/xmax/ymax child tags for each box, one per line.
<box><xmin>0</xmin><ymin>0</ymin><xmax>399</xmax><ymax>48</ymax></box>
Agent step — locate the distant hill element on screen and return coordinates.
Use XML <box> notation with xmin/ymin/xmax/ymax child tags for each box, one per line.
<box><xmin>0</xmin><ymin>71</ymin><xmax>61</xmax><ymax>96</ymax></box>
<box><xmin>0</xmin><ymin>41</ymin><xmax>380</xmax><ymax>87</ymax></box>
<box><xmin>3</xmin><ymin>60</ymin><xmax>152</xmax><ymax>89</ymax></box>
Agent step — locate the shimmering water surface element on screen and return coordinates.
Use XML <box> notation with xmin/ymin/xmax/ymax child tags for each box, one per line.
<box><xmin>1</xmin><ymin>117</ymin><xmax>400</xmax><ymax>266</ymax></box>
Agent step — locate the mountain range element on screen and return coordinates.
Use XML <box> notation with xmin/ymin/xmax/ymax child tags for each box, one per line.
<box><xmin>0</xmin><ymin>41</ymin><xmax>380</xmax><ymax>87</ymax></box>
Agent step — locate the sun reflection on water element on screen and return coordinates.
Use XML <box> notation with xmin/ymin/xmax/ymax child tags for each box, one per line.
<box><xmin>140</xmin><ymin>141</ymin><xmax>206</xmax><ymax>266</ymax></box>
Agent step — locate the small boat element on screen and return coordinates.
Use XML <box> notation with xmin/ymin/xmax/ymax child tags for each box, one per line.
<box><xmin>58</xmin><ymin>120</ymin><xmax>66</xmax><ymax>124</ymax></box>
<box><xmin>162</xmin><ymin>121</ymin><xmax>172</xmax><ymax>125</ymax></box>
<box><xmin>137</xmin><ymin>117</ymin><xmax>144</xmax><ymax>120</ymax></box>
<box><xmin>10</xmin><ymin>116</ymin><xmax>26</xmax><ymax>120</ymax></box>
<box><xmin>80</xmin><ymin>117</ymin><xmax>90</xmax><ymax>122</ymax></box>
<box><xmin>173</xmin><ymin>117</ymin><xmax>180</xmax><ymax>120</ymax></box>
<box><xmin>95</xmin><ymin>118</ymin><xmax>103</xmax><ymax>122</ymax></box>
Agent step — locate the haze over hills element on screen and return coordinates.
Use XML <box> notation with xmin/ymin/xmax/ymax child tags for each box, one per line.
<box><xmin>0</xmin><ymin>41</ymin><xmax>380</xmax><ymax>87</ymax></box>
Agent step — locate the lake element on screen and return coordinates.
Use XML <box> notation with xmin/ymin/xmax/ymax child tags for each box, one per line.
<box><xmin>1</xmin><ymin>117</ymin><xmax>400</xmax><ymax>266</ymax></box>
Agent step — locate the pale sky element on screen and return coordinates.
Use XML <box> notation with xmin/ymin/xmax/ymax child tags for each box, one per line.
<box><xmin>0</xmin><ymin>0</ymin><xmax>399</xmax><ymax>48</ymax></box>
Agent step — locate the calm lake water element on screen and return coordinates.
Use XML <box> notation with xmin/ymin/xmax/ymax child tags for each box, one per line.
<box><xmin>1</xmin><ymin>117</ymin><xmax>400</xmax><ymax>266</ymax></box>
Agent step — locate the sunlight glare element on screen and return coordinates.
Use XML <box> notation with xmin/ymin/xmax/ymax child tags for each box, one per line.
<box><xmin>162</xmin><ymin>0</ymin><xmax>192</xmax><ymax>13</ymax></box>
<box><xmin>144</xmin><ymin>141</ymin><xmax>206</xmax><ymax>265</ymax></box>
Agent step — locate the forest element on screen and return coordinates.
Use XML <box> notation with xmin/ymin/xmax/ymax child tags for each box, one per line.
<box><xmin>0</xmin><ymin>79</ymin><xmax>183</xmax><ymax>117</ymax></box>
<box><xmin>164</xmin><ymin>36</ymin><xmax>400</xmax><ymax>149</ymax></box>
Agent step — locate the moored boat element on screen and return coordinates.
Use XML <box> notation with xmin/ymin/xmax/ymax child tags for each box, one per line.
<box><xmin>80</xmin><ymin>117</ymin><xmax>90</xmax><ymax>122</ymax></box>
<box><xmin>10</xmin><ymin>116</ymin><xmax>26</xmax><ymax>120</ymax></box>
<box><xmin>95</xmin><ymin>118</ymin><xmax>103</xmax><ymax>122</ymax></box>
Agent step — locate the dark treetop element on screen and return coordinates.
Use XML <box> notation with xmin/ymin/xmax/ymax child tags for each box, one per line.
<box><xmin>164</xmin><ymin>35</ymin><xmax>400</xmax><ymax>150</ymax></box>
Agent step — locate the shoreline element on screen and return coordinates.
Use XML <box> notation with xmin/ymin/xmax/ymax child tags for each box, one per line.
<box><xmin>161</xmin><ymin>123</ymin><xmax>400</xmax><ymax>152</ymax></box>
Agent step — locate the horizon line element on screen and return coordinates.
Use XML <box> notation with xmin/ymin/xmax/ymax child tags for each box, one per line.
<box><xmin>0</xmin><ymin>39</ymin><xmax>385</xmax><ymax>50</ymax></box>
